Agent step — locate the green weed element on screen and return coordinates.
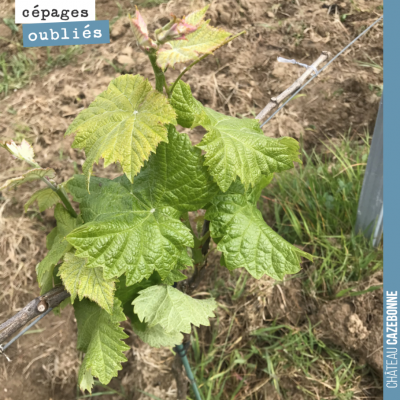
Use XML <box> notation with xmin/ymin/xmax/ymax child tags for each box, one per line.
<box><xmin>138</xmin><ymin>0</ymin><xmax>169</xmax><ymax>7</ymax></box>
<box><xmin>3</xmin><ymin>18</ymin><xmax>19</xmax><ymax>33</ymax></box>
<box><xmin>0</xmin><ymin>52</ymin><xmax>36</xmax><ymax>95</ymax></box>
<box><xmin>356</xmin><ymin>57</ymin><xmax>383</xmax><ymax>71</ymax></box>
<box><xmin>356</xmin><ymin>55</ymin><xmax>383</xmax><ymax>98</ymax></box>
<box><xmin>0</xmin><ymin>46</ymin><xmax>82</xmax><ymax>96</ymax></box>
<box><xmin>189</xmin><ymin>317</ymin><xmax>379</xmax><ymax>399</ymax></box>
<box><xmin>45</xmin><ymin>46</ymin><xmax>83</xmax><ymax>69</ymax></box>
<box><xmin>190</xmin><ymin>317</ymin><xmax>255</xmax><ymax>400</ymax></box>
<box><xmin>250</xmin><ymin>321</ymin><xmax>377</xmax><ymax>399</ymax></box>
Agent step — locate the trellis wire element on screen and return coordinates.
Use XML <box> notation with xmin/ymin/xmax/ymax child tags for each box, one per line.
<box><xmin>260</xmin><ymin>15</ymin><xmax>383</xmax><ymax>127</ymax></box>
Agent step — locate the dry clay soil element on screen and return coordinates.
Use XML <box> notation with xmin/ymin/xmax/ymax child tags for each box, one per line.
<box><xmin>0</xmin><ymin>0</ymin><xmax>383</xmax><ymax>399</ymax></box>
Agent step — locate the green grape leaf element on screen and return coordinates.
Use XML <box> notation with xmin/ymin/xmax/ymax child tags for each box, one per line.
<box><xmin>115</xmin><ymin>273</ymin><xmax>162</xmax><ymax>321</ymax></box>
<box><xmin>126</xmin><ymin>125</ymin><xmax>218</xmax><ymax>212</ymax></box>
<box><xmin>156</xmin><ymin>17</ymin><xmax>231</xmax><ymax>70</ymax></box>
<box><xmin>185</xmin><ymin>6</ymin><xmax>209</xmax><ymax>25</ymax></box>
<box><xmin>66</xmin><ymin>128</ymin><xmax>217</xmax><ymax>286</ymax></box>
<box><xmin>247</xmin><ymin>174</ymin><xmax>274</xmax><ymax>204</ymax></box>
<box><xmin>67</xmin><ymin>128</ymin><xmax>218</xmax><ymax>219</ymax></box>
<box><xmin>65</xmin><ymin>74</ymin><xmax>176</xmax><ymax>187</ymax></box>
<box><xmin>169</xmin><ymin>80</ymin><xmax>205</xmax><ymax>128</ymax></box>
<box><xmin>126</xmin><ymin>284</ymin><xmax>183</xmax><ymax>348</ymax></box>
<box><xmin>78</xmin><ymin>367</ymin><xmax>94</xmax><ymax>394</ymax></box>
<box><xmin>37</xmin><ymin>204</ymin><xmax>82</xmax><ymax>294</ymax></box>
<box><xmin>36</xmin><ymin>240</ymin><xmax>72</xmax><ymax>294</ymax></box>
<box><xmin>24</xmin><ymin>188</ymin><xmax>60</xmax><ymax>212</ymax></box>
<box><xmin>0</xmin><ymin>168</ymin><xmax>55</xmax><ymax>191</ymax></box>
<box><xmin>197</xmin><ymin>107</ymin><xmax>301</xmax><ymax>192</ymax></box>
<box><xmin>225</xmin><ymin>175</ymin><xmax>275</xmax><ymax>205</ymax></box>
<box><xmin>132</xmin><ymin>285</ymin><xmax>217</xmax><ymax>334</ymax></box>
<box><xmin>54</xmin><ymin>203</ymin><xmax>83</xmax><ymax>238</ymax></box>
<box><xmin>162</xmin><ymin>268</ymin><xmax>187</xmax><ymax>286</ymax></box>
<box><xmin>206</xmin><ymin>187</ymin><xmax>312</xmax><ymax>280</ymax></box>
<box><xmin>66</xmin><ymin>201</ymin><xmax>192</xmax><ymax>286</ymax></box>
<box><xmin>58</xmin><ymin>253</ymin><xmax>115</xmax><ymax>313</ymax></box>
<box><xmin>74</xmin><ymin>298</ymin><xmax>129</xmax><ymax>391</ymax></box>
<box><xmin>46</xmin><ymin>226</ymin><xmax>59</xmax><ymax>250</ymax></box>
<box><xmin>133</xmin><ymin>323</ymin><xmax>183</xmax><ymax>348</ymax></box>
<box><xmin>65</xmin><ymin>176</ymin><xmax>133</xmax><ymax>223</ymax></box>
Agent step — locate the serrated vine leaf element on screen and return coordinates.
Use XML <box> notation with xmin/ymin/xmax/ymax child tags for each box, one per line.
<box><xmin>67</xmin><ymin>207</ymin><xmax>192</xmax><ymax>286</ymax></box>
<box><xmin>197</xmin><ymin>107</ymin><xmax>301</xmax><ymax>192</ymax></box>
<box><xmin>66</xmin><ymin>128</ymin><xmax>218</xmax><ymax>285</ymax></box>
<box><xmin>227</xmin><ymin>175</ymin><xmax>275</xmax><ymax>205</ymax></box>
<box><xmin>132</xmin><ymin>285</ymin><xmax>217</xmax><ymax>333</ymax></box>
<box><xmin>156</xmin><ymin>8</ymin><xmax>231</xmax><ymax>70</ymax></box>
<box><xmin>65</xmin><ymin>74</ymin><xmax>176</xmax><ymax>186</ymax></box>
<box><xmin>46</xmin><ymin>226</ymin><xmax>59</xmax><ymax>250</ymax></box>
<box><xmin>115</xmin><ymin>274</ymin><xmax>161</xmax><ymax>320</ymax></box>
<box><xmin>134</xmin><ymin>323</ymin><xmax>183</xmax><ymax>348</ymax></box>
<box><xmin>0</xmin><ymin>168</ymin><xmax>55</xmax><ymax>191</ymax></box>
<box><xmin>59</xmin><ymin>253</ymin><xmax>115</xmax><ymax>313</ymax></box>
<box><xmin>78</xmin><ymin>368</ymin><xmax>94</xmax><ymax>394</ymax></box>
<box><xmin>185</xmin><ymin>6</ymin><xmax>209</xmax><ymax>25</ymax></box>
<box><xmin>75</xmin><ymin>298</ymin><xmax>129</xmax><ymax>391</ymax></box>
<box><xmin>161</xmin><ymin>268</ymin><xmax>187</xmax><ymax>285</ymax></box>
<box><xmin>24</xmin><ymin>187</ymin><xmax>60</xmax><ymax>212</ymax></box>
<box><xmin>170</xmin><ymin>80</ymin><xmax>205</xmax><ymax>128</ymax></box>
<box><xmin>65</xmin><ymin>195</ymin><xmax>190</xmax><ymax>285</ymax></box>
<box><xmin>37</xmin><ymin>204</ymin><xmax>82</xmax><ymax>293</ymax></box>
<box><xmin>67</xmin><ymin>127</ymin><xmax>217</xmax><ymax>218</ymax></box>
<box><xmin>125</xmin><ymin>125</ymin><xmax>218</xmax><ymax>212</ymax></box>
<box><xmin>37</xmin><ymin>240</ymin><xmax>71</xmax><ymax>294</ymax></box>
<box><xmin>206</xmin><ymin>185</ymin><xmax>312</xmax><ymax>280</ymax></box>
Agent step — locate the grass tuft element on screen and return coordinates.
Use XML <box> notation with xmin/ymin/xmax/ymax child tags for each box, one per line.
<box><xmin>0</xmin><ymin>46</ymin><xmax>82</xmax><ymax>96</ymax></box>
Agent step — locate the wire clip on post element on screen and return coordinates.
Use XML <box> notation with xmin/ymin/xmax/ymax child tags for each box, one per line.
<box><xmin>277</xmin><ymin>56</ymin><xmax>318</xmax><ymax>75</ymax></box>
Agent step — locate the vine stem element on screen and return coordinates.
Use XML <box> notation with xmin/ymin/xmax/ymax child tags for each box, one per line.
<box><xmin>169</xmin><ymin>30</ymin><xmax>246</xmax><ymax>96</ymax></box>
<box><xmin>55</xmin><ymin>187</ymin><xmax>78</xmax><ymax>218</ymax></box>
<box><xmin>26</xmin><ymin>160</ymin><xmax>78</xmax><ymax>218</ymax></box>
<box><xmin>148</xmin><ymin>52</ymin><xmax>167</xmax><ymax>94</ymax></box>
<box><xmin>172</xmin><ymin>217</ymin><xmax>210</xmax><ymax>399</ymax></box>
<box><xmin>185</xmin><ymin>220</ymin><xmax>210</xmax><ymax>294</ymax></box>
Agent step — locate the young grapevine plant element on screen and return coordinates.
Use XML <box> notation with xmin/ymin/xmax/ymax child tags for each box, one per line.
<box><xmin>1</xmin><ymin>6</ymin><xmax>312</xmax><ymax>393</ymax></box>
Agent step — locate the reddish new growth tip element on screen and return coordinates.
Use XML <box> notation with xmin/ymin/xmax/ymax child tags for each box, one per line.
<box><xmin>131</xmin><ymin>8</ymin><xmax>157</xmax><ymax>52</ymax></box>
<box><xmin>155</xmin><ymin>15</ymin><xmax>199</xmax><ymax>43</ymax></box>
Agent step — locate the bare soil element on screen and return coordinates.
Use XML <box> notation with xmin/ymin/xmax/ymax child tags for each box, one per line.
<box><xmin>0</xmin><ymin>0</ymin><xmax>383</xmax><ymax>399</ymax></box>
<box><xmin>265</xmin><ymin>272</ymin><xmax>384</xmax><ymax>377</ymax></box>
<box><xmin>314</xmin><ymin>273</ymin><xmax>384</xmax><ymax>377</ymax></box>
